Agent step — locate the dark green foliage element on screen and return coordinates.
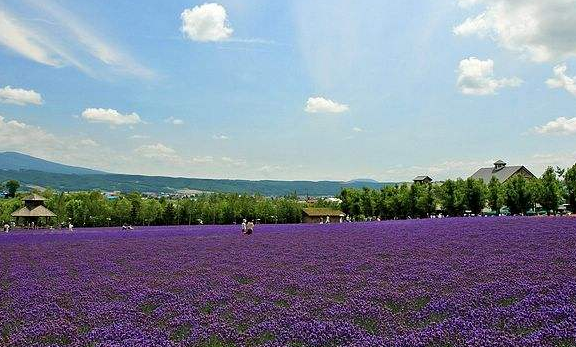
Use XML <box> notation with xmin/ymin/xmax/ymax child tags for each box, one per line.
<box><xmin>170</xmin><ymin>323</ymin><xmax>192</xmax><ymax>342</ymax></box>
<box><xmin>538</xmin><ymin>167</ymin><xmax>562</xmax><ymax>214</ymax></box>
<box><xmin>0</xmin><ymin>190</ymin><xmax>315</xmax><ymax>227</ymax></box>
<box><xmin>487</xmin><ymin>176</ymin><xmax>504</xmax><ymax>213</ymax></box>
<box><xmin>565</xmin><ymin>164</ymin><xmax>576</xmax><ymax>213</ymax></box>
<box><xmin>5</xmin><ymin>180</ymin><xmax>19</xmax><ymax>198</ymax></box>
<box><xmin>438</xmin><ymin>179</ymin><xmax>466</xmax><ymax>217</ymax></box>
<box><xmin>163</xmin><ymin>202</ymin><xmax>176</xmax><ymax>225</ymax></box>
<box><xmin>464</xmin><ymin>178</ymin><xmax>486</xmax><ymax>215</ymax></box>
<box><xmin>504</xmin><ymin>176</ymin><xmax>533</xmax><ymax>215</ymax></box>
<box><xmin>354</xmin><ymin>317</ymin><xmax>379</xmax><ymax>334</ymax></box>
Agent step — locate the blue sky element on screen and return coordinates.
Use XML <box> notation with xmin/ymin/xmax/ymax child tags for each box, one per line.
<box><xmin>0</xmin><ymin>0</ymin><xmax>575</xmax><ymax>181</ymax></box>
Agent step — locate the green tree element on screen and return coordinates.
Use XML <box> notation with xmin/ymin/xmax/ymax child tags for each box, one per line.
<box><xmin>5</xmin><ymin>180</ymin><xmax>20</xmax><ymax>198</ymax></box>
<box><xmin>464</xmin><ymin>178</ymin><xmax>486</xmax><ymax>215</ymax></box>
<box><xmin>113</xmin><ymin>198</ymin><xmax>132</xmax><ymax>225</ymax></box>
<box><xmin>439</xmin><ymin>180</ymin><xmax>465</xmax><ymax>216</ymax></box>
<box><xmin>361</xmin><ymin>187</ymin><xmax>375</xmax><ymax>218</ymax></box>
<box><xmin>487</xmin><ymin>176</ymin><xmax>504</xmax><ymax>213</ymax></box>
<box><xmin>163</xmin><ymin>202</ymin><xmax>176</xmax><ymax>225</ymax></box>
<box><xmin>538</xmin><ymin>167</ymin><xmax>562</xmax><ymax>214</ymax></box>
<box><xmin>504</xmin><ymin>175</ymin><xmax>533</xmax><ymax>215</ymax></box>
<box><xmin>416</xmin><ymin>183</ymin><xmax>436</xmax><ymax>218</ymax></box>
<box><xmin>139</xmin><ymin>199</ymin><xmax>161</xmax><ymax>225</ymax></box>
<box><xmin>566</xmin><ymin>163</ymin><xmax>576</xmax><ymax>213</ymax></box>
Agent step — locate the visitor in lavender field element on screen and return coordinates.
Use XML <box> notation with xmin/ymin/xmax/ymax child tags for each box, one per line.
<box><xmin>241</xmin><ymin>219</ymin><xmax>247</xmax><ymax>234</ymax></box>
<box><xmin>246</xmin><ymin>220</ymin><xmax>254</xmax><ymax>235</ymax></box>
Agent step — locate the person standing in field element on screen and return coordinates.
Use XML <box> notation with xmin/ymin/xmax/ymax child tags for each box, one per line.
<box><xmin>241</xmin><ymin>219</ymin><xmax>247</xmax><ymax>234</ymax></box>
<box><xmin>68</xmin><ymin>222</ymin><xmax>74</xmax><ymax>232</ymax></box>
<box><xmin>246</xmin><ymin>220</ymin><xmax>254</xmax><ymax>235</ymax></box>
<box><xmin>3</xmin><ymin>223</ymin><xmax>9</xmax><ymax>233</ymax></box>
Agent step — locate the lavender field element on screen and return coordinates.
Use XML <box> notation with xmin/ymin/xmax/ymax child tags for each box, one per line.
<box><xmin>1</xmin><ymin>218</ymin><xmax>576</xmax><ymax>347</ymax></box>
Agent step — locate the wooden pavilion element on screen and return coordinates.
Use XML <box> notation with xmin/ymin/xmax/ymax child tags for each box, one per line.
<box><xmin>11</xmin><ymin>194</ymin><xmax>56</xmax><ymax>227</ymax></box>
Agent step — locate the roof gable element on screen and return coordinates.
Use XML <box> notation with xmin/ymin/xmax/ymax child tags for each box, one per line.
<box><xmin>470</xmin><ymin>165</ymin><xmax>535</xmax><ymax>184</ymax></box>
<box><xmin>302</xmin><ymin>208</ymin><xmax>345</xmax><ymax>217</ymax></box>
<box><xmin>12</xmin><ymin>205</ymin><xmax>56</xmax><ymax>217</ymax></box>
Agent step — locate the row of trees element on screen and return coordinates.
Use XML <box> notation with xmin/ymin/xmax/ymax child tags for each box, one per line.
<box><xmin>340</xmin><ymin>165</ymin><xmax>576</xmax><ymax>220</ymax></box>
<box><xmin>0</xmin><ymin>190</ymin><xmax>334</xmax><ymax>227</ymax></box>
<box><xmin>2</xmin><ymin>163</ymin><xmax>575</xmax><ymax>226</ymax></box>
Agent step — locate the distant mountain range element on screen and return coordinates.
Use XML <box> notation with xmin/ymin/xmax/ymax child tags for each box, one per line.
<box><xmin>0</xmin><ymin>152</ymin><xmax>393</xmax><ymax>196</ymax></box>
<box><xmin>0</xmin><ymin>152</ymin><xmax>106</xmax><ymax>175</ymax></box>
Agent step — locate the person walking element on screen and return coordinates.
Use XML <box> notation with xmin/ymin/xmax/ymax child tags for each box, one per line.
<box><xmin>68</xmin><ymin>222</ymin><xmax>74</xmax><ymax>232</ymax></box>
<box><xmin>3</xmin><ymin>223</ymin><xmax>9</xmax><ymax>233</ymax></box>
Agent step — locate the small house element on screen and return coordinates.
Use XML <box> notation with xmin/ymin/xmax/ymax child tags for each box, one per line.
<box><xmin>302</xmin><ymin>208</ymin><xmax>345</xmax><ymax>224</ymax></box>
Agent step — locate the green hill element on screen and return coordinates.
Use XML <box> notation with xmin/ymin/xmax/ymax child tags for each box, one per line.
<box><xmin>0</xmin><ymin>169</ymin><xmax>392</xmax><ymax>196</ymax></box>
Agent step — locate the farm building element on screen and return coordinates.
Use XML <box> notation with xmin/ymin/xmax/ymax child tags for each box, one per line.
<box><xmin>413</xmin><ymin>176</ymin><xmax>433</xmax><ymax>184</ymax></box>
<box><xmin>469</xmin><ymin>160</ymin><xmax>536</xmax><ymax>184</ymax></box>
<box><xmin>302</xmin><ymin>208</ymin><xmax>345</xmax><ymax>224</ymax></box>
<box><xmin>11</xmin><ymin>194</ymin><xmax>56</xmax><ymax>226</ymax></box>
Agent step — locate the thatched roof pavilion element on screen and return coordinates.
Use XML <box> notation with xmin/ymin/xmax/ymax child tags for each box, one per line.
<box><xmin>11</xmin><ymin>194</ymin><xmax>56</xmax><ymax>225</ymax></box>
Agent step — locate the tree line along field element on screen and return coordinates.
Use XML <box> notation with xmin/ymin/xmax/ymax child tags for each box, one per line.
<box><xmin>1</xmin><ymin>217</ymin><xmax>576</xmax><ymax>346</ymax></box>
<box><xmin>341</xmin><ymin>167</ymin><xmax>576</xmax><ymax>220</ymax></box>
<box><xmin>0</xmin><ymin>165</ymin><xmax>575</xmax><ymax>228</ymax></box>
<box><xmin>0</xmin><ymin>191</ymin><xmax>320</xmax><ymax>227</ymax></box>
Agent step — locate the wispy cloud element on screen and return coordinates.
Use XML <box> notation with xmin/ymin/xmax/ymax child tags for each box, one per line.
<box><xmin>164</xmin><ymin>117</ymin><xmax>184</xmax><ymax>125</ymax></box>
<box><xmin>212</xmin><ymin>134</ymin><xmax>229</xmax><ymax>140</ymax></box>
<box><xmin>0</xmin><ymin>1</ymin><xmax>153</xmax><ymax>79</ymax></box>
<box><xmin>0</xmin><ymin>9</ymin><xmax>62</xmax><ymax>67</ymax></box>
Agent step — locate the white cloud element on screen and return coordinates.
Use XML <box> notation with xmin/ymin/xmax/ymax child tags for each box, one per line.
<box><xmin>0</xmin><ymin>115</ymin><xmax>59</xmax><ymax>151</ymax></box>
<box><xmin>454</xmin><ymin>0</ymin><xmax>576</xmax><ymax>63</ymax></box>
<box><xmin>352</xmin><ymin>127</ymin><xmax>363</xmax><ymax>132</ymax></box>
<box><xmin>457</xmin><ymin>57</ymin><xmax>522</xmax><ymax>95</ymax></box>
<box><xmin>129</xmin><ymin>134</ymin><xmax>149</xmax><ymax>140</ymax></box>
<box><xmin>135</xmin><ymin>143</ymin><xmax>180</xmax><ymax>161</ymax></box>
<box><xmin>80</xmin><ymin>138</ymin><xmax>99</xmax><ymax>147</ymax></box>
<box><xmin>530</xmin><ymin>152</ymin><xmax>576</xmax><ymax>169</ymax></box>
<box><xmin>534</xmin><ymin>117</ymin><xmax>576</xmax><ymax>135</ymax></box>
<box><xmin>0</xmin><ymin>2</ymin><xmax>152</xmax><ymax>78</ymax></box>
<box><xmin>181</xmin><ymin>3</ymin><xmax>233</xmax><ymax>42</ymax></box>
<box><xmin>135</xmin><ymin>143</ymin><xmax>219</xmax><ymax>167</ymax></box>
<box><xmin>0</xmin><ymin>86</ymin><xmax>43</xmax><ymax>105</ymax></box>
<box><xmin>257</xmin><ymin>165</ymin><xmax>282</xmax><ymax>176</ymax></box>
<box><xmin>192</xmin><ymin>156</ymin><xmax>214</xmax><ymax>164</ymax></box>
<box><xmin>305</xmin><ymin>97</ymin><xmax>349</xmax><ymax>113</ymax></box>
<box><xmin>0</xmin><ymin>115</ymin><xmax>112</xmax><ymax>169</ymax></box>
<box><xmin>221</xmin><ymin>156</ymin><xmax>246</xmax><ymax>167</ymax></box>
<box><xmin>457</xmin><ymin>0</ymin><xmax>483</xmax><ymax>7</ymax></box>
<box><xmin>164</xmin><ymin>117</ymin><xmax>184</xmax><ymax>125</ymax></box>
<box><xmin>81</xmin><ymin>108</ymin><xmax>143</xmax><ymax>126</ymax></box>
<box><xmin>546</xmin><ymin>64</ymin><xmax>576</xmax><ymax>96</ymax></box>
<box><xmin>212</xmin><ymin>134</ymin><xmax>229</xmax><ymax>140</ymax></box>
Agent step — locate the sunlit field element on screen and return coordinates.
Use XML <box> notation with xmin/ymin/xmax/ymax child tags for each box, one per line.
<box><xmin>1</xmin><ymin>217</ymin><xmax>576</xmax><ymax>346</ymax></box>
